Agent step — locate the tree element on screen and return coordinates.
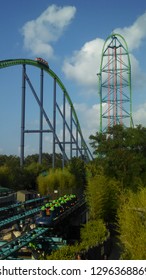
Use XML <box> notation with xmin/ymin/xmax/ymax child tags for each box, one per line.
<box><xmin>24</xmin><ymin>162</ymin><xmax>43</xmax><ymax>190</ymax></box>
<box><xmin>117</xmin><ymin>187</ymin><xmax>146</xmax><ymax>259</ymax></box>
<box><xmin>89</xmin><ymin>124</ymin><xmax>146</xmax><ymax>189</ymax></box>
<box><xmin>37</xmin><ymin>168</ymin><xmax>76</xmax><ymax>197</ymax></box>
<box><xmin>0</xmin><ymin>165</ymin><xmax>11</xmax><ymax>187</ymax></box>
<box><xmin>86</xmin><ymin>158</ymin><xmax>104</xmax><ymax>179</ymax></box>
<box><xmin>80</xmin><ymin>219</ymin><xmax>108</xmax><ymax>251</ymax></box>
<box><xmin>24</xmin><ymin>153</ymin><xmax>63</xmax><ymax>169</ymax></box>
<box><xmin>46</xmin><ymin>219</ymin><xmax>108</xmax><ymax>260</ymax></box>
<box><xmin>67</xmin><ymin>157</ymin><xmax>87</xmax><ymax>196</ymax></box>
<box><xmin>47</xmin><ymin>244</ymin><xmax>78</xmax><ymax>260</ymax></box>
<box><xmin>85</xmin><ymin>173</ymin><xmax>121</xmax><ymax>223</ymax></box>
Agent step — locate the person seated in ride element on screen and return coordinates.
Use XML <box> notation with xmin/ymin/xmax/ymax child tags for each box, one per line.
<box><xmin>41</xmin><ymin>205</ymin><xmax>46</xmax><ymax>217</ymax></box>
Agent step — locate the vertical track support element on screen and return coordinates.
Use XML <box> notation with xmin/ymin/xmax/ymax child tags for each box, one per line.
<box><xmin>70</xmin><ymin>106</ymin><xmax>73</xmax><ymax>159</ymax></box>
<box><xmin>53</xmin><ymin>77</ymin><xmax>56</xmax><ymax>169</ymax></box>
<box><xmin>20</xmin><ymin>64</ymin><xmax>26</xmax><ymax>166</ymax></box>
<box><xmin>62</xmin><ymin>91</ymin><xmax>66</xmax><ymax>168</ymax></box>
<box><xmin>39</xmin><ymin>68</ymin><xmax>44</xmax><ymax>164</ymax></box>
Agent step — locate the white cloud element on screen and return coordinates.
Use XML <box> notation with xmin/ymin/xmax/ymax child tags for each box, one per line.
<box><xmin>74</xmin><ymin>102</ymin><xmax>100</xmax><ymax>137</ymax></box>
<box><xmin>133</xmin><ymin>103</ymin><xmax>146</xmax><ymax>126</ymax></box>
<box><xmin>20</xmin><ymin>9</ymin><xmax>146</xmax><ymax>149</ymax></box>
<box><xmin>130</xmin><ymin>54</ymin><xmax>146</xmax><ymax>90</ymax></box>
<box><xmin>114</xmin><ymin>11</ymin><xmax>146</xmax><ymax>51</ymax></box>
<box><xmin>62</xmin><ymin>11</ymin><xmax>146</xmax><ymax>94</ymax></box>
<box><xmin>62</xmin><ymin>38</ymin><xmax>104</xmax><ymax>88</ymax></box>
<box><xmin>21</xmin><ymin>4</ymin><xmax>76</xmax><ymax>58</ymax></box>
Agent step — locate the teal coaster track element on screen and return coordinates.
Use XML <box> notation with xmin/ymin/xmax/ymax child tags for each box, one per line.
<box><xmin>0</xmin><ymin>195</ymin><xmax>85</xmax><ymax>260</ymax></box>
<box><xmin>0</xmin><ymin>59</ymin><xmax>93</xmax><ymax>166</ymax></box>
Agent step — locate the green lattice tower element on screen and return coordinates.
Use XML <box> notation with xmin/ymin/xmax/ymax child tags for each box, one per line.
<box><xmin>98</xmin><ymin>33</ymin><xmax>133</xmax><ymax>132</ymax></box>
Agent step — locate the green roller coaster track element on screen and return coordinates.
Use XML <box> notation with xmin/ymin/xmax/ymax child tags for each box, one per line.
<box><xmin>0</xmin><ymin>58</ymin><xmax>93</xmax><ymax>161</ymax></box>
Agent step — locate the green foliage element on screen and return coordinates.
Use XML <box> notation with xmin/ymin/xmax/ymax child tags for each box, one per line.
<box><xmin>117</xmin><ymin>188</ymin><xmax>146</xmax><ymax>259</ymax></box>
<box><xmin>47</xmin><ymin>219</ymin><xmax>108</xmax><ymax>260</ymax></box>
<box><xmin>37</xmin><ymin>175</ymin><xmax>49</xmax><ymax>196</ymax></box>
<box><xmin>47</xmin><ymin>244</ymin><xmax>78</xmax><ymax>260</ymax></box>
<box><xmin>25</xmin><ymin>162</ymin><xmax>42</xmax><ymax>174</ymax></box>
<box><xmin>67</xmin><ymin>157</ymin><xmax>87</xmax><ymax>195</ymax></box>
<box><xmin>89</xmin><ymin>124</ymin><xmax>146</xmax><ymax>189</ymax></box>
<box><xmin>86</xmin><ymin>159</ymin><xmax>104</xmax><ymax>179</ymax></box>
<box><xmin>85</xmin><ymin>175</ymin><xmax>105</xmax><ymax>220</ymax></box>
<box><xmin>24</xmin><ymin>153</ymin><xmax>63</xmax><ymax>169</ymax></box>
<box><xmin>0</xmin><ymin>162</ymin><xmax>29</xmax><ymax>191</ymax></box>
<box><xmin>0</xmin><ymin>153</ymin><xmax>64</xmax><ymax>191</ymax></box>
<box><xmin>0</xmin><ymin>155</ymin><xmax>20</xmax><ymax>167</ymax></box>
<box><xmin>79</xmin><ymin>219</ymin><xmax>108</xmax><ymax>251</ymax></box>
<box><xmin>0</xmin><ymin>165</ymin><xmax>11</xmax><ymax>187</ymax></box>
<box><xmin>37</xmin><ymin>168</ymin><xmax>76</xmax><ymax>196</ymax></box>
<box><xmin>85</xmin><ymin>174</ymin><xmax>121</xmax><ymax>222</ymax></box>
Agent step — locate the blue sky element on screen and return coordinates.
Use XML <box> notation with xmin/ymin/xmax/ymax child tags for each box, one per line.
<box><xmin>0</xmin><ymin>0</ymin><xmax>146</xmax><ymax>156</ymax></box>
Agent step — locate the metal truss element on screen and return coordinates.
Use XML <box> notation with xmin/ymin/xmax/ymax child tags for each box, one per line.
<box><xmin>98</xmin><ymin>34</ymin><xmax>134</xmax><ymax>132</ymax></box>
<box><xmin>0</xmin><ymin>59</ymin><xmax>93</xmax><ymax>167</ymax></box>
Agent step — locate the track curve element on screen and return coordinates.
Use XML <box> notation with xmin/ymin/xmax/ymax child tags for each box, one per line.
<box><xmin>0</xmin><ymin>58</ymin><xmax>93</xmax><ymax>161</ymax></box>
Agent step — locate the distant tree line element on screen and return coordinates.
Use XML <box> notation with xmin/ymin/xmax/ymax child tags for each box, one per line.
<box><xmin>0</xmin><ymin>153</ymin><xmax>87</xmax><ymax>194</ymax></box>
<box><xmin>0</xmin><ymin>153</ymin><xmax>63</xmax><ymax>191</ymax></box>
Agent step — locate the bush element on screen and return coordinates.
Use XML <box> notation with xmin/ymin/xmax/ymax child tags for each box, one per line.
<box><xmin>85</xmin><ymin>174</ymin><xmax>121</xmax><ymax>222</ymax></box>
<box><xmin>46</xmin><ymin>219</ymin><xmax>108</xmax><ymax>260</ymax></box>
<box><xmin>47</xmin><ymin>244</ymin><xmax>78</xmax><ymax>260</ymax></box>
<box><xmin>37</xmin><ymin>168</ymin><xmax>76</xmax><ymax>196</ymax></box>
<box><xmin>80</xmin><ymin>219</ymin><xmax>108</xmax><ymax>251</ymax></box>
<box><xmin>117</xmin><ymin>188</ymin><xmax>146</xmax><ymax>259</ymax></box>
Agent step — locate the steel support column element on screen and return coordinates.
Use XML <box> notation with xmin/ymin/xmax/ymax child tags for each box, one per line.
<box><xmin>20</xmin><ymin>64</ymin><xmax>26</xmax><ymax>166</ymax></box>
<box><xmin>62</xmin><ymin>91</ymin><xmax>66</xmax><ymax>168</ymax></box>
<box><xmin>39</xmin><ymin>68</ymin><xmax>44</xmax><ymax>164</ymax></box>
<box><xmin>53</xmin><ymin>77</ymin><xmax>56</xmax><ymax>169</ymax></box>
<box><xmin>70</xmin><ymin>106</ymin><xmax>73</xmax><ymax>159</ymax></box>
<box><xmin>0</xmin><ymin>58</ymin><xmax>93</xmax><ymax>165</ymax></box>
<box><xmin>76</xmin><ymin>124</ymin><xmax>79</xmax><ymax>157</ymax></box>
